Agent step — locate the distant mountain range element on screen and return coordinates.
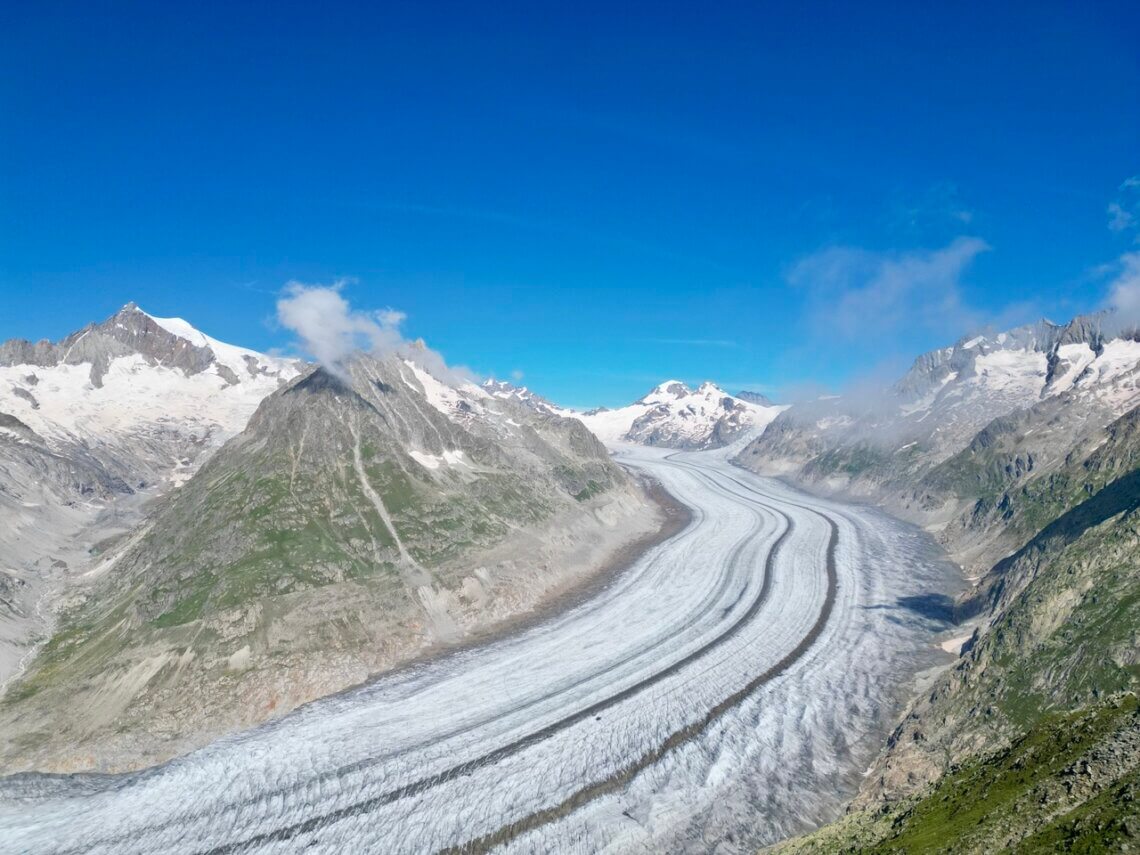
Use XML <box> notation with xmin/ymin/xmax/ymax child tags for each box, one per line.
<box><xmin>740</xmin><ymin>311</ymin><xmax>1140</xmax><ymax>570</ymax></box>
<box><xmin>574</xmin><ymin>380</ymin><xmax>785</xmax><ymax>449</ymax></box>
<box><xmin>483</xmin><ymin>377</ymin><xmax>785</xmax><ymax>450</ymax></box>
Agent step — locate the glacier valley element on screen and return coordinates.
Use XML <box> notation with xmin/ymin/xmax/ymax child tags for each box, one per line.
<box><xmin>0</xmin><ymin>444</ymin><xmax>958</xmax><ymax>854</ymax></box>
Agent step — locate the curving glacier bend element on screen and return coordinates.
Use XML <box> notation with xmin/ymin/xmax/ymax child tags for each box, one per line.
<box><xmin>0</xmin><ymin>445</ymin><xmax>957</xmax><ymax>854</ymax></box>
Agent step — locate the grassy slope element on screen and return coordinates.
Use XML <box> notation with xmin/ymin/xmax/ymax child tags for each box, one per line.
<box><xmin>773</xmin><ymin>695</ymin><xmax>1140</xmax><ymax>854</ymax></box>
<box><xmin>771</xmin><ymin>406</ymin><xmax>1140</xmax><ymax>852</ymax></box>
<box><xmin>917</xmin><ymin>404</ymin><xmax>1140</xmax><ymax>566</ymax></box>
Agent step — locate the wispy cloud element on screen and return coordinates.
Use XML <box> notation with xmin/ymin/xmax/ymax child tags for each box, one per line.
<box><xmin>1102</xmin><ymin>175</ymin><xmax>1140</xmax><ymax>327</ymax></box>
<box><xmin>277</xmin><ymin>280</ymin><xmax>404</xmax><ymax>372</ymax></box>
<box><xmin>885</xmin><ymin>182</ymin><xmax>975</xmax><ymax>236</ymax></box>
<box><xmin>1107</xmin><ymin>176</ymin><xmax>1139</xmax><ymax>237</ymax></box>
<box><xmin>788</xmin><ymin>236</ymin><xmax>993</xmax><ymax>343</ymax></box>
<box><xmin>1108</xmin><ymin>202</ymin><xmax>1134</xmax><ymax>233</ymax></box>
<box><xmin>1105</xmin><ymin>252</ymin><xmax>1140</xmax><ymax>322</ymax></box>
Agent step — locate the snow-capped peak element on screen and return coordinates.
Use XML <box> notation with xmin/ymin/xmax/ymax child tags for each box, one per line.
<box><xmin>640</xmin><ymin>380</ymin><xmax>691</xmax><ymax>403</ymax></box>
<box><xmin>0</xmin><ymin>304</ymin><xmax>303</xmax><ymax>483</ymax></box>
<box><xmin>135</xmin><ymin>306</ymin><xmax>294</xmax><ymax>382</ymax></box>
<box><xmin>577</xmin><ymin>380</ymin><xmax>786</xmax><ymax>450</ymax></box>
<box><xmin>480</xmin><ymin>377</ymin><xmax>575</xmax><ymax>417</ymax></box>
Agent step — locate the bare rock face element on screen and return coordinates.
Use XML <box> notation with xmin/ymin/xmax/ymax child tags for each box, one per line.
<box><xmin>1</xmin><ymin>303</ymin><xmax>214</xmax><ymax>384</ymax></box>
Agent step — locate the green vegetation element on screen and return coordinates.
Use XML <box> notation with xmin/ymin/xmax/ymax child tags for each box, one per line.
<box><xmin>975</xmin><ymin>513</ymin><xmax>1140</xmax><ymax>732</ymax></box>
<box><xmin>774</xmin><ymin>405</ymin><xmax>1140</xmax><ymax>854</ymax></box>
<box><xmin>2</xmin><ymin>600</ymin><xmax>134</xmax><ymax>706</ymax></box>
<box><xmin>574</xmin><ymin>479</ymin><xmax>604</xmax><ymax>501</ymax></box>
<box><xmin>928</xmin><ymin>406</ymin><xmax>1140</xmax><ymax>555</ymax></box>
<box><xmin>775</xmin><ymin>695</ymin><xmax>1140</xmax><ymax>854</ymax></box>
<box><xmin>809</xmin><ymin>443</ymin><xmax>893</xmax><ymax>479</ymax></box>
<box><xmin>153</xmin><ymin>572</ymin><xmax>215</xmax><ymax>627</ymax></box>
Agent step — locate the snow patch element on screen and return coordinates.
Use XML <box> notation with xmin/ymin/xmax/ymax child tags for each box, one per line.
<box><xmin>408</xmin><ymin>449</ymin><xmax>470</xmax><ymax>470</ymax></box>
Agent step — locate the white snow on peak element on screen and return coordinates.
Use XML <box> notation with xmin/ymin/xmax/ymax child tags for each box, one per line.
<box><xmin>143</xmin><ymin>311</ymin><xmax>213</xmax><ymax>346</ymax></box>
<box><xmin>639</xmin><ymin>380</ymin><xmax>690</xmax><ymax>404</ymax></box>
<box><xmin>479</xmin><ymin>378</ymin><xmax>578</xmax><ymax>419</ymax></box>
<box><xmin>863</xmin><ymin>328</ymin><xmax>1140</xmax><ymax>456</ymax></box>
<box><xmin>575</xmin><ymin>380</ymin><xmax>786</xmax><ymax>449</ymax></box>
<box><xmin>140</xmin><ymin>309</ymin><xmax>295</xmax><ymax>381</ymax></box>
<box><xmin>401</xmin><ymin>360</ymin><xmax>487</xmax><ymax>422</ymax></box>
<box><xmin>0</xmin><ymin>309</ymin><xmax>302</xmax><ymax>484</ymax></box>
<box><xmin>407</xmin><ymin>449</ymin><xmax>470</xmax><ymax>470</ymax></box>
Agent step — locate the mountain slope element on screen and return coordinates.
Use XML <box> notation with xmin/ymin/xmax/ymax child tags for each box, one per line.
<box><xmin>772</xmin><ymin>694</ymin><xmax>1140</xmax><ymax>854</ymax></box>
<box><xmin>742</xmin><ymin>313</ymin><xmax>1140</xmax><ymax>490</ymax></box>
<box><xmin>739</xmin><ymin>312</ymin><xmax>1140</xmax><ymax>563</ymax></box>
<box><xmin>0</xmin><ymin>350</ymin><xmax>661</xmax><ymax>772</ymax></box>
<box><xmin>0</xmin><ymin>304</ymin><xmax>300</xmax><ymax>687</ymax></box>
<box><xmin>579</xmin><ymin>380</ymin><xmax>785</xmax><ymax>449</ymax></box>
<box><xmin>757</xmin><ymin>313</ymin><xmax>1140</xmax><ymax>852</ymax></box>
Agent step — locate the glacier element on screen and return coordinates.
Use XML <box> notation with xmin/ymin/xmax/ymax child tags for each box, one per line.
<box><xmin>0</xmin><ymin>445</ymin><xmax>957</xmax><ymax>853</ymax></box>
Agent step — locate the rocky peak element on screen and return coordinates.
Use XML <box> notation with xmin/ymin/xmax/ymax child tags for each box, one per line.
<box><xmin>481</xmin><ymin>378</ymin><xmax>563</xmax><ymax>415</ymax></box>
<box><xmin>893</xmin><ymin>311</ymin><xmax>1128</xmax><ymax>401</ymax></box>
<box><xmin>86</xmin><ymin>303</ymin><xmax>218</xmax><ymax>376</ymax></box>
<box><xmin>481</xmin><ymin>379</ymin><xmax>516</xmax><ymax>396</ymax></box>
<box><xmin>0</xmin><ymin>303</ymin><xmax>300</xmax><ymax>389</ymax></box>
<box><xmin>0</xmin><ymin>302</ymin><xmax>213</xmax><ymax>385</ymax></box>
<box><xmin>641</xmin><ymin>380</ymin><xmax>691</xmax><ymax>403</ymax></box>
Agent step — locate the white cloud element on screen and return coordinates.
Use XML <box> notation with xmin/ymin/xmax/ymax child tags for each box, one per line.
<box><xmin>1107</xmin><ymin>175</ymin><xmax>1140</xmax><ymax>239</ymax></box>
<box><xmin>1099</xmin><ymin>176</ymin><xmax>1140</xmax><ymax>330</ymax></box>
<box><xmin>276</xmin><ymin>282</ymin><xmax>479</xmax><ymax>385</ymax></box>
<box><xmin>789</xmin><ymin>236</ymin><xmax>992</xmax><ymax>342</ymax></box>
<box><xmin>277</xmin><ymin>281</ymin><xmax>405</xmax><ymax>372</ymax></box>
<box><xmin>1108</xmin><ymin>202</ymin><xmax>1134</xmax><ymax>233</ymax></box>
<box><xmin>1106</xmin><ymin>251</ymin><xmax>1140</xmax><ymax>325</ymax></box>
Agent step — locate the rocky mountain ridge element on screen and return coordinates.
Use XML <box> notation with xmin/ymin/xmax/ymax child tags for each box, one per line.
<box><xmin>739</xmin><ymin>311</ymin><xmax>1140</xmax><ymax>562</ymax></box>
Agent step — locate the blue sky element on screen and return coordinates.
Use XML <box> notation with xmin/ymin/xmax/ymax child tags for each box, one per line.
<box><xmin>2</xmin><ymin>2</ymin><xmax>1138</xmax><ymax>407</ymax></box>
